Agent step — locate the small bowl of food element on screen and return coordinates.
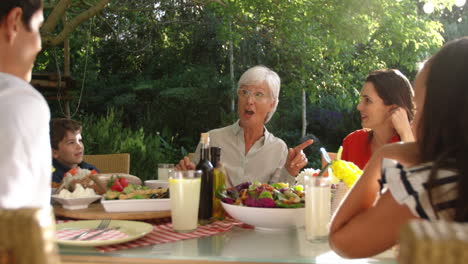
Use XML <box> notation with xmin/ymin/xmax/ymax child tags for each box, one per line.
<box><xmin>52</xmin><ymin>195</ymin><xmax>101</xmax><ymax>210</ymax></box>
<box><xmin>52</xmin><ymin>184</ymin><xmax>101</xmax><ymax>210</ymax></box>
<box><xmin>57</xmin><ymin>168</ymin><xmax>107</xmax><ymax>195</ymax></box>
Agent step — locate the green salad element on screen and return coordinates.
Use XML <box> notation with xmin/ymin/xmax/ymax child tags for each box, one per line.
<box><xmin>217</xmin><ymin>181</ymin><xmax>305</xmax><ymax>208</ymax></box>
<box><xmin>104</xmin><ymin>176</ymin><xmax>169</xmax><ymax>200</ymax></box>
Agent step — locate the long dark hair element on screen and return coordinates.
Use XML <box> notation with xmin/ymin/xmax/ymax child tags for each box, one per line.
<box><xmin>366</xmin><ymin>69</ymin><xmax>415</xmax><ymax>122</ymax></box>
<box><xmin>365</xmin><ymin>69</ymin><xmax>415</xmax><ymax>142</ymax></box>
<box><xmin>418</xmin><ymin>37</ymin><xmax>468</xmax><ymax>221</ymax></box>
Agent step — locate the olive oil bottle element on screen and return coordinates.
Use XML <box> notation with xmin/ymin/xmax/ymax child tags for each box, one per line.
<box><xmin>210</xmin><ymin>147</ymin><xmax>225</xmax><ymax>220</ymax></box>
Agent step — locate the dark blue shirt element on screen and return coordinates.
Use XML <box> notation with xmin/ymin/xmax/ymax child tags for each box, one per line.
<box><xmin>52</xmin><ymin>158</ymin><xmax>100</xmax><ymax>183</ymax></box>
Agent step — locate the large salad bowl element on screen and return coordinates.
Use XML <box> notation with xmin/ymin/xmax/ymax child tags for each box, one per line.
<box><xmin>219</xmin><ymin>182</ymin><xmax>306</xmax><ymax>231</ymax></box>
<box><xmin>222</xmin><ymin>202</ymin><xmax>305</xmax><ymax>231</ymax></box>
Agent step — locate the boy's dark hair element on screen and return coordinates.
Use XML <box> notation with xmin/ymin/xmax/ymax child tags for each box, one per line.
<box><xmin>0</xmin><ymin>0</ymin><xmax>43</xmax><ymax>31</ymax></box>
<box><xmin>50</xmin><ymin>118</ymin><xmax>82</xmax><ymax>150</ymax></box>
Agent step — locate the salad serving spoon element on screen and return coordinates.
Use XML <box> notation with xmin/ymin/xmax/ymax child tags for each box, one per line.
<box><xmin>317</xmin><ymin>147</ymin><xmax>332</xmax><ymax>177</ymax></box>
<box><xmin>220</xmin><ymin>164</ymin><xmax>239</xmax><ymax>199</ymax></box>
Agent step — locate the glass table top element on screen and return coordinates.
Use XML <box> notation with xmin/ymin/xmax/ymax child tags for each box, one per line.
<box><xmin>59</xmin><ymin>226</ymin><xmax>397</xmax><ymax>263</ymax></box>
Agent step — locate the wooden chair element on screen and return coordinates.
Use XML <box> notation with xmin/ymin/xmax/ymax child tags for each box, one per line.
<box><xmin>399</xmin><ymin>220</ymin><xmax>468</xmax><ymax>264</ymax></box>
<box><xmin>0</xmin><ymin>207</ymin><xmax>60</xmax><ymax>264</ymax></box>
<box><xmin>83</xmin><ymin>153</ymin><xmax>130</xmax><ymax>174</ymax></box>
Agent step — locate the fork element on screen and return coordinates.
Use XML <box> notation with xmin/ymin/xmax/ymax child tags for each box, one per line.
<box><xmin>69</xmin><ymin>219</ymin><xmax>111</xmax><ymax>240</ymax></box>
<box><xmin>82</xmin><ymin>226</ymin><xmax>121</xmax><ymax>241</ymax></box>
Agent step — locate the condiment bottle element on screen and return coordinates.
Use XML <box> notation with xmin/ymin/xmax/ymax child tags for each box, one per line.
<box><xmin>210</xmin><ymin>147</ymin><xmax>225</xmax><ymax>220</ymax></box>
<box><xmin>196</xmin><ymin>133</ymin><xmax>214</xmax><ymax>225</ymax></box>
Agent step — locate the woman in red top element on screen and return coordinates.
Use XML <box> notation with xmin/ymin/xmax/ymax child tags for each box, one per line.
<box><xmin>341</xmin><ymin>69</ymin><xmax>415</xmax><ymax>169</ymax></box>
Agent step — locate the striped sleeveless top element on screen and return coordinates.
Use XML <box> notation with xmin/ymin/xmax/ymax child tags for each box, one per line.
<box><xmin>379</xmin><ymin>158</ymin><xmax>459</xmax><ymax>220</ymax></box>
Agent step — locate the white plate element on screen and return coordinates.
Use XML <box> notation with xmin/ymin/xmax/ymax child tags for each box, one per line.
<box><xmin>56</xmin><ymin>220</ymin><xmax>153</xmax><ymax>247</ymax></box>
<box><xmin>101</xmin><ymin>197</ymin><xmax>170</xmax><ymax>212</ymax></box>
<box><xmin>51</xmin><ymin>195</ymin><xmax>101</xmax><ymax>210</ymax></box>
<box><xmin>221</xmin><ymin>202</ymin><xmax>305</xmax><ymax>231</ymax></box>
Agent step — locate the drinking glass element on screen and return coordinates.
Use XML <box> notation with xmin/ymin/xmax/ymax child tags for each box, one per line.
<box><xmin>158</xmin><ymin>163</ymin><xmax>175</xmax><ymax>180</ymax></box>
<box><xmin>169</xmin><ymin>170</ymin><xmax>202</xmax><ymax>232</ymax></box>
<box><xmin>304</xmin><ymin>175</ymin><xmax>331</xmax><ymax>242</ymax></box>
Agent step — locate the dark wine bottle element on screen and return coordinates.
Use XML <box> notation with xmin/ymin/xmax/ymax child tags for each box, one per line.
<box><xmin>210</xmin><ymin>147</ymin><xmax>225</xmax><ymax>220</ymax></box>
<box><xmin>196</xmin><ymin>133</ymin><xmax>214</xmax><ymax>225</ymax></box>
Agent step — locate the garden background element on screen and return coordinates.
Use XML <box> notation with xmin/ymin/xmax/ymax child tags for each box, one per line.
<box><xmin>36</xmin><ymin>0</ymin><xmax>468</xmax><ymax>181</ymax></box>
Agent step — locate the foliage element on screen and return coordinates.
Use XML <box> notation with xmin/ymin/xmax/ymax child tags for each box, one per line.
<box><xmin>81</xmin><ymin>109</ymin><xmax>185</xmax><ymax>181</ymax></box>
<box><xmin>433</xmin><ymin>2</ymin><xmax>468</xmax><ymax>41</ymax></box>
<box><xmin>37</xmin><ymin>0</ymin><xmax>461</xmax><ymax>175</ymax></box>
<box><xmin>41</xmin><ymin>0</ymin><xmax>111</xmax><ymax>48</ymax></box>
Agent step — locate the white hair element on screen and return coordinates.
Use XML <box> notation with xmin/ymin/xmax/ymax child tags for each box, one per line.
<box><xmin>237</xmin><ymin>65</ymin><xmax>280</xmax><ymax>123</ymax></box>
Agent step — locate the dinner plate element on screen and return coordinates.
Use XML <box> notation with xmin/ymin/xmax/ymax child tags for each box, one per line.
<box><xmin>56</xmin><ymin>220</ymin><xmax>153</xmax><ymax>247</ymax></box>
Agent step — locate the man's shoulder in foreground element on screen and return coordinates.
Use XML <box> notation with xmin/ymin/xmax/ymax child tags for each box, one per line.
<box><xmin>0</xmin><ymin>72</ymin><xmax>49</xmax><ymax>119</ymax></box>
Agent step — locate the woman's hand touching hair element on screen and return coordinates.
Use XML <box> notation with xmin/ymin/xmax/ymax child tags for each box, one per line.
<box><xmin>390</xmin><ymin>107</ymin><xmax>415</xmax><ymax>142</ymax></box>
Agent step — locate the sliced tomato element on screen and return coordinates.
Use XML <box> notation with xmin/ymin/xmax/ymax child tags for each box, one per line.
<box><xmin>67</xmin><ymin>167</ymin><xmax>79</xmax><ymax>176</ymax></box>
<box><xmin>110</xmin><ymin>179</ymin><xmax>124</xmax><ymax>192</ymax></box>
<box><xmin>118</xmin><ymin>177</ymin><xmax>129</xmax><ymax>188</ymax></box>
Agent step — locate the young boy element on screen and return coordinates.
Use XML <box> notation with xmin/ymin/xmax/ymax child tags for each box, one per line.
<box><xmin>50</xmin><ymin>118</ymin><xmax>100</xmax><ymax>183</ymax></box>
<box><xmin>0</xmin><ymin>0</ymin><xmax>51</xmax><ymax>209</ymax></box>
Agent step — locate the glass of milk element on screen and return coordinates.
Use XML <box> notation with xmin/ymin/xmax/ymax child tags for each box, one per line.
<box><xmin>304</xmin><ymin>175</ymin><xmax>331</xmax><ymax>242</ymax></box>
<box><xmin>158</xmin><ymin>163</ymin><xmax>175</xmax><ymax>180</ymax></box>
<box><xmin>169</xmin><ymin>170</ymin><xmax>202</xmax><ymax>232</ymax></box>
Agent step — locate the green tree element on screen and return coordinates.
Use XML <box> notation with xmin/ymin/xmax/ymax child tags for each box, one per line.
<box><xmin>41</xmin><ymin>0</ymin><xmax>111</xmax><ymax>48</ymax></box>
<box><xmin>38</xmin><ymin>0</ymin><xmax>459</xmax><ymax>173</ymax></box>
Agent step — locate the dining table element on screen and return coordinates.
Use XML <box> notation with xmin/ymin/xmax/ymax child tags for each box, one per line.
<box><xmin>58</xmin><ymin>223</ymin><xmax>397</xmax><ymax>264</ymax></box>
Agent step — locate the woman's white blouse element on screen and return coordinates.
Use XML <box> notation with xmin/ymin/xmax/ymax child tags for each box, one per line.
<box><xmin>192</xmin><ymin>120</ymin><xmax>294</xmax><ymax>186</ymax></box>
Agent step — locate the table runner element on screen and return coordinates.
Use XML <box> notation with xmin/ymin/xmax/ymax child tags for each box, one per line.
<box><xmin>57</xmin><ymin>218</ymin><xmax>243</xmax><ymax>252</ymax></box>
<box><xmin>97</xmin><ymin>218</ymin><xmax>243</xmax><ymax>252</ymax></box>
<box><xmin>57</xmin><ymin>228</ymin><xmax>128</xmax><ymax>241</ymax></box>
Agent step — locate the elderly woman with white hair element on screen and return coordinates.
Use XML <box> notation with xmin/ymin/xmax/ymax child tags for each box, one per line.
<box><xmin>177</xmin><ymin>65</ymin><xmax>313</xmax><ymax>185</ymax></box>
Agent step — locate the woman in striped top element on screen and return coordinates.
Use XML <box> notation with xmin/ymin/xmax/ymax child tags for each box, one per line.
<box><xmin>329</xmin><ymin>37</ymin><xmax>468</xmax><ymax>258</ymax></box>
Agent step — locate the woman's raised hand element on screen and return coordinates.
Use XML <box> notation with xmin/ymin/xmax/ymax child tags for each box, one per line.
<box><xmin>390</xmin><ymin>107</ymin><xmax>415</xmax><ymax>142</ymax></box>
<box><xmin>285</xmin><ymin>139</ymin><xmax>314</xmax><ymax>176</ymax></box>
<box><xmin>175</xmin><ymin>156</ymin><xmax>196</xmax><ymax>171</ymax></box>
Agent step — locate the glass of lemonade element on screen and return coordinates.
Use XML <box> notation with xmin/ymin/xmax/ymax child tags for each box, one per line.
<box><xmin>169</xmin><ymin>170</ymin><xmax>202</xmax><ymax>232</ymax></box>
<box><xmin>158</xmin><ymin>163</ymin><xmax>175</xmax><ymax>180</ymax></box>
<box><xmin>304</xmin><ymin>175</ymin><xmax>331</xmax><ymax>242</ymax></box>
